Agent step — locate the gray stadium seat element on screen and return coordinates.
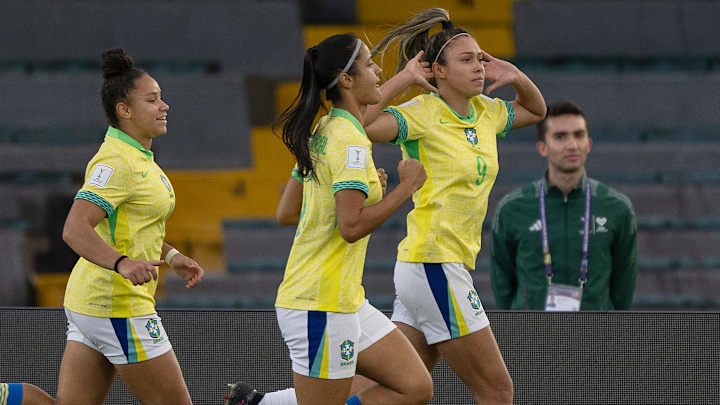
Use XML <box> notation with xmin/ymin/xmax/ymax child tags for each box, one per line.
<box><xmin>681</xmin><ymin>2</ymin><xmax>720</xmax><ymax>55</ymax></box>
<box><xmin>525</xmin><ymin>72</ymin><xmax>720</xmax><ymax>127</ymax></box>
<box><xmin>0</xmin><ymin>74</ymin><xmax>252</xmax><ymax>169</ymax></box>
<box><xmin>0</xmin><ymin>1</ymin><xmax>303</xmax><ymax>77</ymax></box>
<box><xmin>494</xmin><ymin>142</ymin><xmax>720</xmax><ymax>186</ymax></box>
<box><xmin>0</xmin><ymin>224</ymin><xmax>31</xmax><ymax>305</ymax></box>
<box><xmin>223</xmin><ymin>219</ymin><xmax>295</xmax><ymax>273</ymax></box>
<box><xmin>637</xmin><ymin>230</ymin><xmax>720</xmax><ymax>258</ymax></box>
<box><xmin>513</xmin><ymin>1</ymin><xmax>720</xmax><ymax>58</ymax></box>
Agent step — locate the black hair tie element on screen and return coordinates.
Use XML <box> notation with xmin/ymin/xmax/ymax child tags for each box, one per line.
<box><xmin>441</xmin><ymin>20</ymin><xmax>454</xmax><ymax>30</ymax></box>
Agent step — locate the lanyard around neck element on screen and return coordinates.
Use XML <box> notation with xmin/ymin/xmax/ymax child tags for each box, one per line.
<box><xmin>538</xmin><ymin>178</ymin><xmax>591</xmax><ymax>288</ymax></box>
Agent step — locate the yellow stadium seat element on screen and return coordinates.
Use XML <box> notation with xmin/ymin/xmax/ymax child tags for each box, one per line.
<box><xmin>356</xmin><ymin>0</ymin><xmax>514</xmax><ymax>25</ymax></box>
<box><xmin>34</xmin><ymin>273</ymin><xmax>70</xmax><ymax>307</ymax></box>
<box><xmin>164</xmin><ymin>127</ymin><xmax>295</xmax><ymax>271</ymax></box>
<box><xmin>303</xmin><ymin>24</ymin><xmax>514</xmax><ymax>71</ymax></box>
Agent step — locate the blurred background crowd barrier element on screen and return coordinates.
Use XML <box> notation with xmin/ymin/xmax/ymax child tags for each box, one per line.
<box><xmin>1</xmin><ymin>308</ymin><xmax>718</xmax><ymax>404</ymax></box>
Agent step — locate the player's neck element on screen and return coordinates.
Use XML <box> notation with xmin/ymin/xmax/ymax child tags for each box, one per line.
<box><xmin>333</xmin><ymin>99</ymin><xmax>366</xmax><ymax>126</ymax></box>
<box><xmin>437</xmin><ymin>89</ymin><xmax>471</xmax><ymax>117</ymax></box>
<box><xmin>547</xmin><ymin>166</ymin><xmax>585</xmax><ymax>197</ymax></box>
<box><xmin>117</xmin><ymin>123</ymin><xmax>152</xmax><ymax>150</ymax></box>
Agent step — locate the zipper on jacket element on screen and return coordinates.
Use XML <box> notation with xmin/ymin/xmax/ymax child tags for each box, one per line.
<box><xmin>563</xmin><ymin>196</ymin><xmax>569</xmax><ymax>278</ymax></box>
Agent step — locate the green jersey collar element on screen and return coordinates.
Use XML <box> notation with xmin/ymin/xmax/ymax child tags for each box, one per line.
<box><xmin>430</xmin><ymin>92</ymin><xmax>476</xmax><ymax>123</ymax></box>
<box><xmin>330</xmin><ymin>108</ymin><xmax>367</xmax><ymax>138</ymax></box>
<box><xmin>544</xmin><ymin>170</ymin><xmax>588</xmax><ymax>194</ymax></box>
<box><xmin>106</xmin><ymin>126</ymin><xmax>154</xmax><ymax>159</ymax></box>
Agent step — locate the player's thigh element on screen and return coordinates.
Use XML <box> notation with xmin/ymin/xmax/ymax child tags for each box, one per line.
<box><xmin>115</xmin><ymin>350</ymin><xmax>191</xmax><ymax>405</ymax></box>
<box><xmin>393</xmin><ymin>320</ymin><xmax>441</xmax><ymax>372</ymax></box>
<box><xmin>55</xmin><ymin>340</ymin><xmax>116</xmax><ymax>405</ymax></box>
<box><xmin>436</xmin><ymin>326</ymin><xmax>512</xmax><ymax>394</ymax></box>
<box><xmin>293</xmin><ymin>372</ymin><xmax>353</xmax><ymax>405</ymax></box>
<box><xmin>355</xmin><ymin>328</ymin><xmax>432</xmax><ymax>399</ymax></box>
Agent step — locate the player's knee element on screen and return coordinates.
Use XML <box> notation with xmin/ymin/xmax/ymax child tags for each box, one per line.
<box><xmin>406</xmin><ymin>372</ymin><xmax>433</xmax><ymax>405</ymax></box>
<box><xmin>490</xmin><ymin>373</ymin><xmax>514</xmax><ymax>403</ymax></box>
<box><xmin>502</xmin><ymin>374</ymin><xmax>514</xmax><ymax>398</ymax></box>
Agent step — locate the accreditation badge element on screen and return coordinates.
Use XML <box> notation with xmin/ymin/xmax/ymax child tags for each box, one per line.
<box><xmin>545</xmin><ymin>284</ymin><xmax>583</xmax><ymax>311</ymax></box>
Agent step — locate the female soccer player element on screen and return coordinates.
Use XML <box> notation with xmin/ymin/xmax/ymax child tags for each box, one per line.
<box><xmin>360</xmin><ymin>8</ymin><xmax>547</xmax><ymax>404</ymax></box>
<box><xmin>2</xmin><ymin>48</ymin><xmax>204</xmax><ymax>405</ymax></box>
<box><xmin>234</xmin><ymin>33</ymin><xmax>434</xmax><ymax>405</ymax></box>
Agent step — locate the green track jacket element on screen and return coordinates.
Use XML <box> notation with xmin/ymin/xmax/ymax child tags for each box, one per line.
<box><xmin>490</xmin><ymin>174</ymin><xmax>637</xmax><ymax>310</ymax></box>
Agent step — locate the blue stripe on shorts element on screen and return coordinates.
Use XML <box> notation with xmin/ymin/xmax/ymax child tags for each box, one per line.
<box><xmin>423</xmin><ymin>263</ymin><xmax>453</xmax><ymax>335</ymax></box>
<box><xmin>307</xmin><ymin>311</ymin><xmax>327</xmax><ymax>376</ymax></box>
<box><xmin>110</xmin><ymin>317</ymin><xmax>130</xmax><ymax>362</ymax></box>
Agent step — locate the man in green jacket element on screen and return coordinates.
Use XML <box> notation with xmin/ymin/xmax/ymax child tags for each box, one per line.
<box><xmin>490</xmin><ymin>101</ymin><xmax>637</xmax><ymax>310</ymax></box>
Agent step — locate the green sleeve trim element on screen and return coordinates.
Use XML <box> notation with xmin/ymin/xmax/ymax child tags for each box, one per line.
<box><xmin>383</xmin><ymin>107</ymin><xmax>408</xmax><ymax>144</ymax></box>
<box><xmin>332</xmin><ymin>181</ymin><xmax>369</xmax><ymax>197</ymax></box>
<box><xmin>75</xmin><ymin>190</ymin><xmax>114</xmax><ymax>217</ymax></box>
<box><xmin>291</xmin><ymin>167</ymin><xmax>313</xmax><ymax>182</ymax></box>
<box><xmin>498</xmin><ymin>101</ymin><xmax>515</xmax><ymax>138</ymax></box>
<box><xmin>291</xmin><ymin>167</ymin><xmax>303</xmax><ymax>182</ymax></box>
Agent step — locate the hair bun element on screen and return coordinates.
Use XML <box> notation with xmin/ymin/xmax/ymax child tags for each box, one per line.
<box><xmin>101</xmin><ymin>48</ymin><xmax>135</xmax><ymax>79</ymax></box>
<box><xmin>441</xmin><ymin>20</ymin><xmax>454</xmax><ymax>30</ymax></box>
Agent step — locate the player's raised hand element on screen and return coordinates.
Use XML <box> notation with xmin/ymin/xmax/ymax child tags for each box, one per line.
<box><xmin>482</xmin><ymin>51</ymin><xmax>520</xmax><ymax>95</ymax></box>
<box><xmin>404</xmin><ymin>50</ymin><xmax>438</xmax><ymax>93</ymax></box>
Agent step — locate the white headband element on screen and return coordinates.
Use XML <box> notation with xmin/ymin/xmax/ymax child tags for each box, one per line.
<box><xmin>432</xmin><ymin>33</ymin><xmax>472</xmax><ymax>64</ymax></box>
<box><xmin>326</xmin><ymin>39</ymin><xmax>362</xmax><ymax>90</ymax></box>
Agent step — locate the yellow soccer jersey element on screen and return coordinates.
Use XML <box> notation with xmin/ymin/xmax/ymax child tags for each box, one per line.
<box><xmin>385</xmin><ymin>93</ymin><xmax>514</xmax><ymax>270</ymax></box>
<box><xmin>64</xmin><ymin>126</ymin><xmax>175</xmax><ymax>317</ymax></box>
<box><xmin>276</xmin><ymin>108</ymin><xmax>383</xmax><ymax>313</ymax></box>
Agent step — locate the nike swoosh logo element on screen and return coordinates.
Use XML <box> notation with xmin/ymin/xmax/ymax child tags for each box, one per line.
<box><xmin>439</xmin><ymin>119</ymin><xmax>451</xmax><ymax>124</ymax></box>
<box><xmin>141</xmin><ymin>170</ymin><xmax>149</xmax><ymax>178</ymax></box>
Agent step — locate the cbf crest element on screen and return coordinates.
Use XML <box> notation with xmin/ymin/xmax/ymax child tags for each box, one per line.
<box><xmin>145</xmin><ymin>319</ymin><xmax>161</xmax><ymax>338</ymax></box>
<box><xmin>464</xmin><ymin>128</ymin><xmax>478</xmax><ymax>145</ymax></box>
<box><xmin>467</xmin><ymin>290</ymin><xmax>481</xmax><ymax>311</ymax></box>
<box><xmin>340</xmin><ymin>339</ymin><xmax>355</xmax><ymax>361</ymax></box>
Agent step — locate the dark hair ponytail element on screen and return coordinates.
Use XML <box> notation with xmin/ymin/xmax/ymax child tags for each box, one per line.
<box><xmin>100</xmin><ymin>48</ymin><xmax>146</xmax><ymax>127</ymax></box>
<box><xmin>273</xmin><ymin>34</ymin><xmax>360</xmax><ymax>180</ymax></box>
<box><xmin>371</xmin><ymin>8</ymin><xmax>470</xmax><ymax>80</ymax></box>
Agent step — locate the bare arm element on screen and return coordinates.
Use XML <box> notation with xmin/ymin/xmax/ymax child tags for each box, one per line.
<box><xmin>62</xmin><ymin>199</ymin><xmax>160</xmax><ymax>285</ymax></box>
<box><xmin>482</xmin><ymin>51</ymin><xmax>546</xmax><ymax>129</ymax></box>
<box><xmin>276</xmin><ymin>177</ymin><xmax>303</xmax><ymax>226</ymax></box>
<box><xmin>365</xmin><ymin>51</ymin><xmax>437</xmax><ymax>143</ymax></box>
<box><xmin>161</xmin><ymin>242</ymin><xmax>204</xmax><ymax>288</ymax></box>
<box><xmin>335</xmin><ymin>159</ymin><xmax>426</xmax><ymax>243</ymax></box>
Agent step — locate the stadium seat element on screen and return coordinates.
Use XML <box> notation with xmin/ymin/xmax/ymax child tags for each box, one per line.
<box><xmin>223</xmin><ymin>219</ymin><xmax>295</xmax><ymax>274</ymax></box>
<box><xmin>0</xmin><ymin>223</ymin><xmax>32</xmax><ymax>306</ymax></box>
<box><xmin>0</xmin><ymin>1</ymin><xmax>304</xmax><ymax>76</ymax></box>
<box><xmin>356</xmin><ymin>0</ymin><xmax>514</xmax><ymax>25</ymax></box>
<box><xmin>514</xmin><ymin>1</ymin><xmax>700</xmax><ymax>58</ymax></box>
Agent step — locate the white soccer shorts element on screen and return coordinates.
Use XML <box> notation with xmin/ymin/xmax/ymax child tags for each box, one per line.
<box><xmin>276</xmin><ymin>299</ymin><xmax>395</xmax><ymax>379</ymax></box>
<box><xmin>65</xmin><ymin>308</ymin><xmax>172</xmax><ymax>365</ymax></box>
<box><xmin>391</xmin><ymin>261</ymin><xmax>490</xmax><ymax>345</ymax></box>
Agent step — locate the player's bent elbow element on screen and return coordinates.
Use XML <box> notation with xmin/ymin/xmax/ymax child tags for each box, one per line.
<box><xmin>61</xmin><ymin>222</ymin><xmax>77</xmax><ymax>247</ymax></box>
<box><xmin>276</xmin><ymin>212</ymin><xmax>299</xmax><ymax>227</ymax></box>
<box><xmin>339</xmin><ymin>232</ymin><xmax>361</xmax><ymax>244</ymax></box>
<box><xmin>337</xmin><ymin>225</ymin><xmax>363</xmax><ymax>244</ymax></box>
<box><xmin>534</xmin><ymin>105</ymin><xmax>548</xmax><ymax>122</ymax></box>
